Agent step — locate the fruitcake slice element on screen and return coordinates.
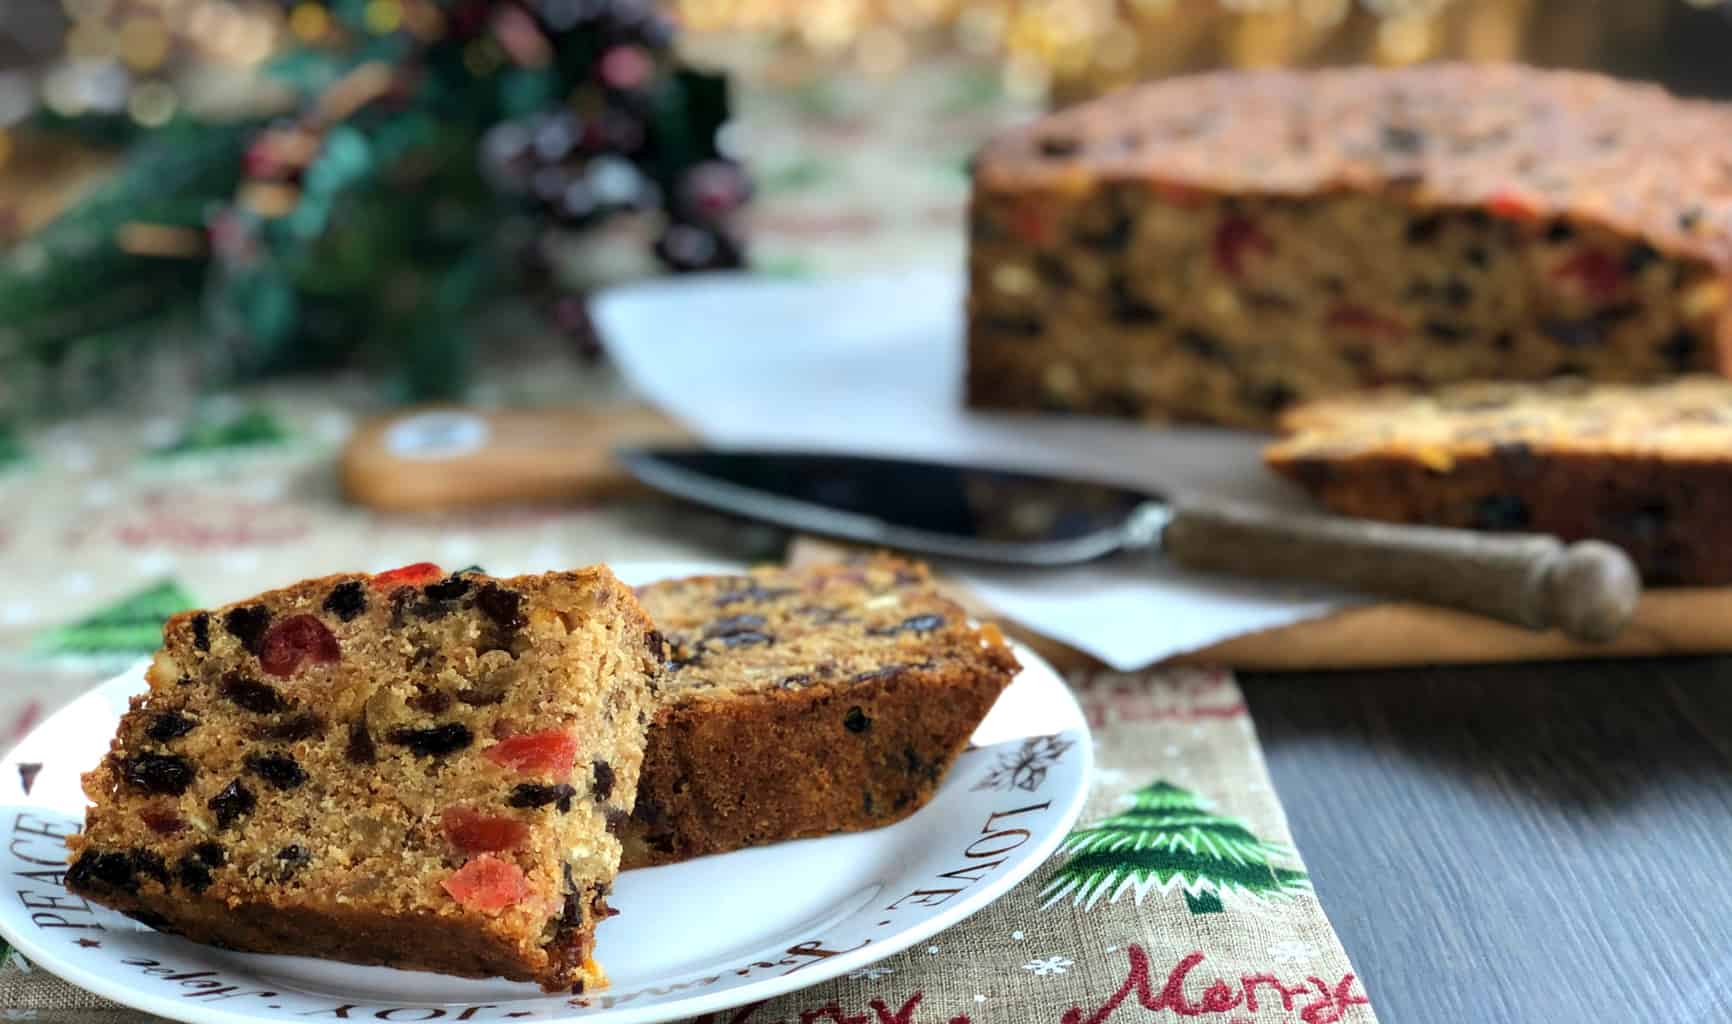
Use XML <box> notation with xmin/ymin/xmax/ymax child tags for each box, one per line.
<box><xmin>66</xmin><ymin>563</ymin><xmax>660</xmax><ymax>993</ymax></box>
<box><xmin>1265</xmin><ymin>377</ymin><xmax>1732</xmax><ymax>584</ymax></box>
<box><xmin>625</xmin><ymin>557</ymin><xmax>1020</xmax><ymax>867</ymax></box>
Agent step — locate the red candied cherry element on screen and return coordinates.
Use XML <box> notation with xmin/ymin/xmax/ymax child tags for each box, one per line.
<box><xmin>140</xmin><ymin>807</ymin><xmax>186</xmax><ymax>836</ymax></box>
<box><xmin>1326</xmin><ymin>304</ymin><xmax>1406</xmax><ymax>340</ymax></box>
<box><xmin>259</xmin><ymin>614</ymin><xmax>340</xmax><ymax>677</ymax></box>
<box><xmin>1552</xmin><ymin>250</ymin><xmax>1626</xmax><ymax>301</ymax></box>
<box><xmin>1487</xmin><ymin>190</ymin><xmax>1539</xmax><ymax>222</ymax></box>
<box><xmin>441</xmin><ymin>807</ymin><xmax>530</xmax><ymax>853</ymax></box>
<box><xmin>1007</xmin><ymin>203</ymin><xmax>1051</xmax><ymax>247</ymax></box>
<box><xmin>373</xmin><ymin>563</ymin><xmax>444</xmax><ymax>588</ymax></box>
<box><xmin>1212</xmin><ymin>216</ymin><xmax>1274</xmax><ymax>278</ymax></box>
<box><xmin>442</xmin><ymin>854</ymin><xmax>528</xmax><ymax>914</ymax></box>
<box><xmin>484</xmin><ymin>729</ymin><xmax>579</xmax><ymax>777</ymax></box>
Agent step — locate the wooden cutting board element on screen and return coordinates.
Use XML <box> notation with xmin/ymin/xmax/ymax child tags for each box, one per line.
<box><xmin>343</xmin><ymin>405</ymin><xmax>1732</xmax><ymax>671</ymax></box>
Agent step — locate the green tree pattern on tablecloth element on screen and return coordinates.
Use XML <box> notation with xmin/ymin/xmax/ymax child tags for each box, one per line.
<box><xmin>150</xmin><ymin>407</ymin><xmax>290</xmax><ymax>458</ymax></box>
<box><xmin>33</xmin><ymin>580</ymin><xmax>197</xmax><ymax>660</ymax></box>
<box><xmin>1041</xmin><ymin>780</ymin><xmax>1310</xmax><ymax>915</ymax></box>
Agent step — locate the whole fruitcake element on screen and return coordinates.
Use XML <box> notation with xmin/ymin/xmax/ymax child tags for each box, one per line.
<box><xmin>1265</xmin><ymin>377</ymin><xmax>1732</xmax><ymax>584</ymax></box>
<box><xmin>624</xmin><ymin>557</ymin><xmax>1020</xmax><ymax>867</ymax></box>
<box><xmin>967</xmin><ymin>64</ymin><xmax>1732</xmax><ymax>428</ymax></box>
<box><xmin>66</xmin><ymin>563</ymin><xmax>660</xmax><ymax>993</ymax></box>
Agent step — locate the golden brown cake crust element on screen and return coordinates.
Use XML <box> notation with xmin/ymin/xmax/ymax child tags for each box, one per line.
<box><xmin>624</xmin><ymin>558</ymin><xmax>1020</xmax><ymax>868</ymax></box>
<box><xmin>1265</xmin><ymin>377</ymin><xmax>1732</xmax><ymax>584</ymax></box>
<box><xmin>66</xmin><ymin>564</ymin><xmax>659</xmax><ymax>992</ymax></box>
<box><xmin>967</xmin><ymin>64</ymin><xmax>1732</xmax><ymax>427</ymax></box>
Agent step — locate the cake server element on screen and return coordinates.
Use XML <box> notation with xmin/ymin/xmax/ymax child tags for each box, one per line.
<box><xmin>615</xmin><ymin>447</ymin><xmax>1641</xmax><ymax>643</ymax></box>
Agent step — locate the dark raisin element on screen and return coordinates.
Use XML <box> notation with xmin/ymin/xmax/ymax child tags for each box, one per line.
<box><xmin>509</xmin><ymin>783</ymin><xmax>577</xmax><ymax>810</ymax></box>
<box><xmin>1177</xmin><ymin>329</ymin><xmax>1228</xmax><ymax>362</ymax></box>
<box><xmin>388</xmin><ymin>723</ymin><xmax>473</xmax><ymax>757</ymax></box>
<box><xmin>1619</xmin><ymin>502</ymin><xmax>1671</xmax><ymax>543</ymax></box>
<box><xmin>146</xmin><ymin>711</ymin><xmax>196</xmax><ymax>742</ymax></box>
<box><xmin>123</xmin><ymin>753</ymin><xmax>195</xmax><ymax>795</ymax></box>
<box><xmin>1035</xmin><ymin>251</ymin><xmax>1074</xmax><ymax>290</ymax></box>
<box><xmin>275</xmin><ymin>845</ymin><xmax>312</xmax><ymax>879</ymax></box>
<box><xmin>346</xmin><ymin>717</ymin><xmax>377</xmax><ymax>764</ymax></box>
<box><xmin>1471</xmin><ymin>495</ymin><xmax>1531</xmax><ymax>531</ymax></box>
<box><xmin>475</xmin><ymin>583</ymin><xmax>525</xmax><ymax>630</ymax></box>
<box><xmin>870</xmin><ymin>614</ymin><xmax>945</xmax><ymax>636</ymax></box>
<box><xmin>1542</xmin><ymin>318</ymin><xmax>1607</xmax><ymax>348</ymax></box>
<box><xmin>1544</xmin><ymin>220</ymin><xmax>1575</xmax><ymax>244</ymax></box>
<box><xmin>1077</xmin><ymin>208</ymin><xmax>1132</xmax><ymax>251</ymax></box>
<box><xmin>1492</xmin><ymin>442</ymin><xmax>1539</xmax><ymax>477</ymax></box>
<box><xmin>191</xmin><ymin>612</ymin><xmax>211</xmax><ymax>652</ymax></box>
<box><xmin>843</xmin><ymin>707</ymin><xmax>872</xmax><ymax>733</ymax></box>
<box><xmin>1405</xmin><ymin>215</ymin><xmax>1444</xmax><ymax>245</ymax></box>
<box><xmin>1424</xmin><ymin>321</ymin><xmax>1470</xmax><ymax>343</ymax></box>
<box><xmin>1680</xmin><ymin>207</ymin><xmax>1704</xmax><ymax>231</ymax></box>
<box><xmin>1464</xmin><ymin>245</ymin><xmax>1490</xmax><ymax>268</ymax></box>
<box><xmin>1037</xmin><ymin>134</ymin><xmax>1079</xmax><ymax>158</ymax></box>
<box><xmin>251</xmin><ymin>713</ymin><xmax>324</xmax><ymax>742</ymax></box>
<box><xmin>592</xmin><ymin>760</ymin><xmax>615</xmax><ymax>801</ymax></box>
<box><xmin>424</xmin><ymin>574</ymin><xmax>472</xmax><ymax>603</ymax></box>
<box><xmin>409</xmin><ymin>690</ymin><xmax>454</xmax><ymax>714</ymax></box>
<box><xmin>177</xmin><ymin>846</ymin><xmax>221</xmax><ymax>893</ymax></box>
<box><xmin>1625</xmin><ymin>243</ymin><xmax>1659</xmax><ymax>274</ymax></box>
<box><xmin>221</xmin><ymin>671</ymin><xmax>287</xmax><ymax>714</ymax></box>
<box><xmin>644</xmin><ymin>629</ymin><xmax>666</xmax><ymax>663</ymax></box>
<box><xmin>604</xmin><ymin>807</ymin><xmax>629</xmax><ymax>835</ymax></box>
<box><xmin>1441</xmin><ymin>278</ymin><xmax>1473</xmax><ymax>309</ymax></box>
<box><xmin>1108</xmin><ymin>274</ymin><xmax>1163</xmax><ymax>326</ymax></box>
<box><xmin>1660</xmin><ymin>330</ymin><xmax>1700</xmax><ymax>370</ymax></box>
<box><xmin>979</xmin><ymin>313</ymin><xmax>1043</xmax><ymax>338</ymax></box>
<box><xmin>780</xmin><ymin>673</ymin><xmax>813</xmax><ymax>689</ymax></box>
<box><xmin>1255</xmin><ymin>382</ymin><xmax>1298</xmax><ymax>414</ymax></box>
<box><xmin>208</xmin><ymin>779</ymin><xmax>256</xmax><ymax>828</ymax></box>
<box><xmin>851</xmin><ymin>664</ymin><xmax>906</xmax><ymax>684</ymax></box>
<box><xmin>1380</xmin><ymin>124</ymin><xmax>1424</xmax><ymax>154</ymax></box>
<box><xmin>131</xmin><ymin>850</ymin><xmax>170</xmax><ymax>886</ymax></box>
<box><xmin>705</xmin><ymin>614</ymin><xmax>766</xmax><ymax>638</ymax></box>
<box><xmin>590</xmin><ymin>884</ymin><xmax>617</xmax><ymax>919</ymax></box>
<box><xmin>141</xmin><ymin>808</ymin><xmax>186</xmax><ymax>835</ymax></box>
<box><xmin>224</xmin><ymin>605</ymin><xmax>272</xmax><ymax>654</ymax></box>
<box><xmin>713</xmin><ymin>583</ymin><xmax>794</xmax><ymax>607</ymax></box>
<box><xmin>863</xmin><ymin>790</ymin><xmax>875</xmax><ymax>815</ymax></box>
<box><xmin>455</xmin><ymin>686</ymin><xmax>505</xmax><ymax>706</ymax></box>
<box><xmin>322</xmin><ymin>581</ymin><xmax>367</xmax><ymax>621</ymax></box>
<box><xmin>81</xmin><ymin>851</ymin><xmax>137</xmax><ymax>891</ymax></box>
<box><xmin>1493</xmin><ymin>331</ymin><xmax>1516</xmax><ymax>352</ymax></box>
<box><xmin>245</xmin><ymin>753</ymin><xmax>307</xmax><ymax>790</ymax></box>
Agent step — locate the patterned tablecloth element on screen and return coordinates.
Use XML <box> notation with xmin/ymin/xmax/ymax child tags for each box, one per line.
<box><xmin>0</xmin><ymin>46</ymin><xmax>1377</xmax><ymax>1024</ymax></box>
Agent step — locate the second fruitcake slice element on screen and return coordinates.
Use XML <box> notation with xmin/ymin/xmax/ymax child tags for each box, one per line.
<box><xmin>66</xmin><ymin>564</ymin><xmax>660</xmax><ymax>993</ymax></box>
<box><xmin>625</xmin><ymin>557</ymin><xmax>1020</xmax><ymax>867</ymax></box>
<box><xmin>1265</xmin><ymin>377</ymin><xmax>1732</xmax><ymax>584</ymax></box>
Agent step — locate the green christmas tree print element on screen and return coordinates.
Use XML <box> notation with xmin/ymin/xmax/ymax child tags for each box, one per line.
<box><xmin>151</xmin><ymin>406</ymin><xmax>290</xmax><ymax>458</ymax></box>
<box><xmin>33</xmin><ymin>580</ymin><xmax>197</xmax><ymax>661</ymax></box>
<box><xmin>1040</xmin><ymin>780</ymin><xmax>1310</xmax><ymax>915</ymax></box>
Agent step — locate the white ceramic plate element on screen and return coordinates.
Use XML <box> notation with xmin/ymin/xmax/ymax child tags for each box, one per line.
<box><xmin>0</xmin><ymin>564</ymin><xmax>1091</xmax><ymax>1024</ymax></box>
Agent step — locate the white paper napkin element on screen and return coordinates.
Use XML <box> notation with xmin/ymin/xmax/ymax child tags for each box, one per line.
<box><xmin>593</xmin><ymin>268</ymin><xmax>1360</xmax><ymax>669</ymax></box>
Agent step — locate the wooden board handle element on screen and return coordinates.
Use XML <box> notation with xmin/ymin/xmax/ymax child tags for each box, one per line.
<box><xmin>340</xmin><ymin>405</ymin><xmax>691</xmax><ymax>513</ymax></box>
<box><xmin>1162</xmin><ymin>499</ymin><xmax>1642</xmax><ymax>643</ymax></box>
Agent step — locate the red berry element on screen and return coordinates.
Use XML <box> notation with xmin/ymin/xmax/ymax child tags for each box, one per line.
<box><xmin>1326</xmin><ymin>304</ymin><xmax>1406</xmax><ymax>340</ymax></box>
<box><xmin>1212</xmin><ymin>216</ymin><xmax>1273</xmax><ymax>278</ymax></box>
<box><xmin>1553</xmin><ymin>249</ymin><xmax>1626</xmax><ymax>301</ymax></box>
<box><xmin>373</xmin><ymin>563</ymin><xmax>443</xmax><ymax>588</ymax></box>
<box><xmin>259</xmin><ymin>615</ymin><xmax>340</xmax><ymax>677</ymax></box>
<box><xmin>442</xmin><ymin>854</ymin><xmax>528</xmax><ymax>914</ymax></box>
<box><xmin>1487</xmin><ymin>190</ymin><xmax>1539</xmax><ymax>222</ymax></box>
<box><xmin>440</xmin><ymin>807</ymin><xmax>530</xmax><ymax>853</ymax></box>
<box><xmin>484</xmin><ymin>728</ymin><xmax>579</xmax><ymax>777</ymax></box>
<box><xmin>140</xmin><ymin>807</ymin><xmax>186</xmax><ymax>836</ymax></box>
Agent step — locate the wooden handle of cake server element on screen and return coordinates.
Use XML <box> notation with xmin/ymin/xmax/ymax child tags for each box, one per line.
<box><xmin>1161</xmin><ymin>500</ymin><xmax>1642</xmax><ymax>643</ymax></box>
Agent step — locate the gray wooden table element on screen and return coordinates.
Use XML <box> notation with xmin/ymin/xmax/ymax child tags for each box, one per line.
<box><xmin>1242</xmin><ymin>659</ymin><xmax>1732</xmax><ymax>1024</ymax></box>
